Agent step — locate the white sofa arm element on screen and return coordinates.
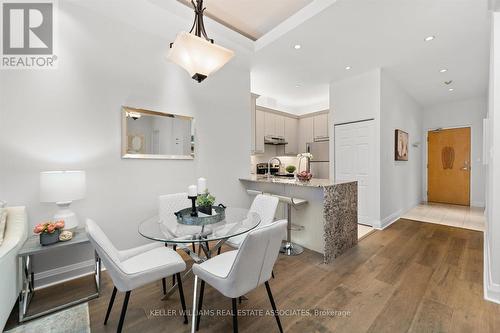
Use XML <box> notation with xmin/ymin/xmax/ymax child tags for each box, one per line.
<box><xmin>0</xmin><ymin>206</ymin><xmax>28</xmax><ymax>331</ymax></box>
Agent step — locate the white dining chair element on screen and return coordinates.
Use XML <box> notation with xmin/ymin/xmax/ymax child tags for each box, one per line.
<box><xmin>222</xmin><ymin>194</ymin><xmax>279</xmax><ymax>251</ymax></box>
<box><xmin>86</xmin><ymin>219</ymin><xmax>188</xmax><ymax>333</ymax></box>
<box><xmin>191</xmin><ymin>219</ymin><xmax>287</xmax><ymax>333</ymax></box>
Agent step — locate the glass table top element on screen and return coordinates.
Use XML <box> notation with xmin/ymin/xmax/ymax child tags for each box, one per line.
<box><xmin>138</xmin><ymin>207</ymin><xmax>261</xmax><ymax>244</ymax></box>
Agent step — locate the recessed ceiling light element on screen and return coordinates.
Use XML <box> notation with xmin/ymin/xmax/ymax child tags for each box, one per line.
<box><xmin>448</xmin><ymin>88</ymin><xmax>454</xmax><ymax>92</ymax></box>
<box><xmin>424</xmin><ymin>36</ymin><xmax>435</xmax><ymax>42</ymax></box>
<box><xmin>295</xmin><ymin>84</ymin><xmax>301</xmax><ymax>88</ymax></box>
<box><xmin>440</xmin><ymin>69</ymin><xmax>448</xmax><ymax>73</ymax></box>
<box><xmin>294</xmin><ymin>44</ymin><xmax>301</xmax><ymax>49</ymax></box>
<box><xmin>345</xmin><ymin>66</ymin><xmax>352</xmax><ymax>70</ymax></box>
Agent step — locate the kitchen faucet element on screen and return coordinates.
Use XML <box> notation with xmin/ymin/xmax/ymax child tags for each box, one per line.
<box><xmin>267</xmin><ymin>157</ymin><xmax>282</xmax><ymax>179</ymax></box>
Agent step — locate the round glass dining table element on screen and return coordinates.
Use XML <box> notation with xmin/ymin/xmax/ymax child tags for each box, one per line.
<box><xmin>138</xmin><ymin>207</ymin><xmax>261</xmax><ymax>246</ymax></box>
<box><xmin>138</xmin><ymin>207</ymin><xmax>261</xmax><ymax>299</ymax></box>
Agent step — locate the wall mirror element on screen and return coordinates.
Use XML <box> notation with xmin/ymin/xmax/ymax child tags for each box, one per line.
<box><xmin>121</xmin><ymin>106</ymin><xmax>195</xmax><ymax>160</ymax></box>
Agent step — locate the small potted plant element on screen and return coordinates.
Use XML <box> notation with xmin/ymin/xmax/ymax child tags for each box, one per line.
<box><xmin>286</xmin><ymin>165</ymin><xmax>296</xmax><ymax>174</ymax></box>
<box><xmin>196</xmin><ymin>190</ymin><xmax>216</xmax><ymax>215</ymax></box>
<box><xmin>33</xmin><ymin>220</ymin><xmax>65</xmax><ymax>246</ymax></box>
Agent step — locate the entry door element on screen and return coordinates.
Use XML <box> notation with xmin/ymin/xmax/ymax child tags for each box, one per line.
<box><xmin>428</xmin><ymin>127</ymin><xmax>471</xmax><ymax>206</ymax></box>
<box><xmin>334</xmin><ymin>120</ymin><xmax>376</xmax><ymax>226</ymax></box>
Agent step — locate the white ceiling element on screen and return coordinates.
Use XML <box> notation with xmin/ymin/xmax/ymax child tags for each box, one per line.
<box><xmin>251</xmin><ymin>0</ymin><xmax>491</xmax><ymax>113</ymax></box>
<box><xmin>177</xmin><ymin>0</ymin><xmax>314</xmax><ymax>40</ymax></box>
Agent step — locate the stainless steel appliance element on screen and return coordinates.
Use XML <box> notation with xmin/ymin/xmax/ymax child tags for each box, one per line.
<box><xmin>256</xmin><ymin>163</ymin><xmax>280</xmax><ymax>175</ymax></box>
<box><xmin>307</xmin><ymin>140</ymin><xmax>330</xmax><ymax>179</ymax></box>
<box><xmin>264</xmin><ymin>136</ymin><xmax>287</xmax><ymax>145</ymax></box>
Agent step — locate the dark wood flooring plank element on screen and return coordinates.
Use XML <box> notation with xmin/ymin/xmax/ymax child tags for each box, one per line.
<box><xmin>367</xmin><ymin>263</ymin><xmax>434</xmax><ymax>333</ymax></box>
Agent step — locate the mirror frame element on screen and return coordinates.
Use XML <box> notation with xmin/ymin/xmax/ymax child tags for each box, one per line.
<box><xmin>121</xmin><ymin>106</ymin><xmax>195</xmax><ymax>160</ymax></box>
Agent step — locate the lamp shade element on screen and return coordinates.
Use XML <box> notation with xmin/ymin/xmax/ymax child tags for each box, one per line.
<box><xmin>40</xmin><ymin>171</ymin><xmax>86</xmax><ymax>203</ymax></box>
<box><xmin>166</xmin><ymin>32</ymin><xmax>234</xmax><ymax>82</ymax></box>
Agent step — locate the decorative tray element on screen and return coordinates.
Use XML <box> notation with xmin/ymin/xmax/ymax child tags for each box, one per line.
<box><xmin>175</xmin><ymin>205</ymin><xmax>226</xmax><ymax>226</ymax></box>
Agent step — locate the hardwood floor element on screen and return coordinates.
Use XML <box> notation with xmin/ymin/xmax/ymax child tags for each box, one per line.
<box><xmin>7</xmin><ymin>219</ymin><xmax>500</xmax><ymax>332</ymax></box>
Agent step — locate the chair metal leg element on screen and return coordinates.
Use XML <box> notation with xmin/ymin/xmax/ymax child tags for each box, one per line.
<box><xmin>176</xmin><ymin>273</ymin><xmax>188</xmax><ymax>324</ymax></box>
<box><xmin>196</xmin><ymin>280</ymin><xmax>205</xmax><ymax>331</ymax></box>
<box><xmin>232</xmin><ymin>298</ymin><xmax>238</xmax><ymax>333</ymax></box>
<box><xmin>192</xmin><ymin>242</ymin><xmax>196</xmax><ymax>252</ymax></box>
<box><xmin>172</xmin><ymin>245</ymin><xmax>177</xmax><ymax>286</ymax></box>
<box><xmin>217</xmin><ymin>247</ymin><xmax>221</xmax><ymax>255</ymax></box>
<box><xmin>265</xmin><ymin>281</ymin><xmax>283</xmax><ymax>333</ymax></box>
<box><xmin>116</xmin><ymin>291</ymin><xmax>131</xmax><ymax>333</ymax></box>
<box><xmin>104</xmin><ymin>286</ymin><xmax>117</xmax><ymax>325</ymax></box>
<box><xmin>191</xmin><ymin>276</ymin><xmax>198</xmax><ymax>333</ymax></box>
<box><xmin>162</xmin><ymin>278</ymin><xmax>167</xmax><ymax>295</ymax></box>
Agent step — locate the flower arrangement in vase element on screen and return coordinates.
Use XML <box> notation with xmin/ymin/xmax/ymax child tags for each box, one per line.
<box><xmin>196</xmin><ymin>190</ymin><xmax>216</xmax><ymax>215</ymax></box>
<box><xmin>296</xmin><ymin>153</ymin><xmax>314</xmax><ymax>182</ymax></box>
<box><xmin>33</xmin><ymin>220</ymin><xmax>65</xmax><ymax>246</ymax></box>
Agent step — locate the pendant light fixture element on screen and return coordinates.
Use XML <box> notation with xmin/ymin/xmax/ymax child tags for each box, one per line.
<box><xmin>167</xmin><ymin>0</ymin><xmax>235</xmax><ymax>83</ymax></box>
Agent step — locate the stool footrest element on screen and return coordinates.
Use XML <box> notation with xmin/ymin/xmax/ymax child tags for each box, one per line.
<box><xmin>290</xmin><ymin>224</ymin><xmax>304</xmax><ymax>231</ymax></box>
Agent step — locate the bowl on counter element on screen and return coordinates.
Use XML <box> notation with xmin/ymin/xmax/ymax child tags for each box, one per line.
<box><xmin>296</xmin><ymin>171</ymin><xmax>313</xmax><ymax>182</ymax></box>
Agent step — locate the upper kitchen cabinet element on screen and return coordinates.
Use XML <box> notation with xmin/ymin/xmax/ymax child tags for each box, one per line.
<box><xmin>284</xmin><ymin>117</ymin><xmax>298</xmax><ymax>155</ymax></box>
<box><xmin>255</xmin><ymin>109</ymin><xmax>265</xmax><ymax>153</ymax></box>
<box><xmin>313</xmin><ymin>113</ymin><xmax>329</xmax><ymax>140</ymax></box>
<box><xmin>264</xmin><ymin>111</ymin><xmax>285</xmax><ymax>138</ymax></box>
<box><xmin>251</xmin><ymin>94</ymin><xmax>264</xmax><ymax>154</ymax></box>
<box><xmin>298</xmin><ymin>116</ymin><xmax>314</xmax><ymax>153</ymax></box>
<box><xmin>275</xmin><ymin>114</ymin><xmax>285</xmax><ymax>138</ymax></box>
<box><xmin>264</xmin><ymin>111</ymin><xmax>275</xmax><ymax>137</ymax></box>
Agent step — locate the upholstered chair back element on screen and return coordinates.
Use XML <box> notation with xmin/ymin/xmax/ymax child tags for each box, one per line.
<box><xmin>224</xmin><ymin>219</ymin><xmax>286</xmax><ymax>297</ymax></box>
<box><xmin>86</xmin><ymin>219</ymin><xmax>128</xmax><ymax>290</ymax></box>
<box><xmin>249</xmin><ymin>194</ymin><xmax>279</xmax><ymax>227</ymax></box>
<box><xmin>159</xmin><ymin>193</ymin><xmax>191</xmax><ymax>227</ymax></box>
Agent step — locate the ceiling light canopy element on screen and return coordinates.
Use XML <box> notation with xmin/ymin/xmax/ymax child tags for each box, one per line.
<box><xmin>449</xmin><ymin>88</ymin><xmax>454</xmax><ymax>91</ymax></box>
<box><xmin>424</xmin><ymin>35</ymin><xmax>435</xmax><ymax>41</ymax></box>
<box><xmin>440</xmin><ymin>69</ymin><xmax>448</xmax><ymax>73</ymax></box>
<box><xmin>345</xmin><ymin>66</ymin><xmax>352</xmax><ymax>70</ymax></box>
<box><xmin>294</xmin><ymin>44</ymin><xmax>302</xmax><ymax>49</ymax></box>
<box><xmin>167</xmin><ymin>0</ymin><xmax>234</xmax><ymax>83</ymax></box>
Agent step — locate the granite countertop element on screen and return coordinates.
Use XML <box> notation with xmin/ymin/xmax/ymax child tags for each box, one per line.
<box><xmin>239</xmin><ymin>175</ymin><xmax>355</xmax><ymax>188</ymax></box>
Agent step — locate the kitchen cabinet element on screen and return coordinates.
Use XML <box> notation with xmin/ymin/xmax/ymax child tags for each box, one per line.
<box><xmin>275</xmin><ymin>114</ymin><xmax>285</xmax><ymax>138</ymax></box>
<box><xmin>313</xmin><ymin>113</ymin><xmax>329</xmax><ymax>140</ymax></box>
<box><xmin>264</xmin><ymin>112</ymin><xmax>275</xmax><ymax>137</ymax></box>
<box><xmin>284</xmin><ymin>117</ymin><xmax>298</xmax><ymax>155</ymax></box>
<box><xmin>255</xmin><ymin>109</ymin><xmax>265</xmax><ymax>153</ymax></box>
<box><xmin>298</xmin><ymin>116</ymin><xmax>314</xmax><ymax>153</ymax></box>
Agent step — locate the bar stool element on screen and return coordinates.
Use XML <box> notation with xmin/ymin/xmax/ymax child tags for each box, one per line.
<box><xmin>279</xmin><ymin>196</ymin><xmax>307</xmax><ymax>256</ymax></box>
<box><xmin>246</xmin><ymin>190</ymin><xmax>307</xmax><ymax>256</ymax></box>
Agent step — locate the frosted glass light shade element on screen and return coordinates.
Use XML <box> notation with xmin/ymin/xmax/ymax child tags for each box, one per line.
<box><xmin>167</xmin><ymin>32</ymin><xmax>234</xmax><ymax>82</ymax></box>
<box><xmin>40</xmin><ymin>171</ymin><xmax>86</xmax><ymax>203</ymax></box>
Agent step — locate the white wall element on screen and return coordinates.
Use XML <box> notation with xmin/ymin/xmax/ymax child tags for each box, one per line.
<box><xmin>0</xmin><ymin>0</ymin><xmax>252</xmax><ymax>286</ymax></box>
<box><xmin>485</xmin><ymin>11</ymin><xmax>500</xmax><ymax>304</ymax></box>
<box><xmin>330</xmin><ymin>69</ymin><xmax>423</xmax><ymax>229</ymax></box>
<box><xmin>330</xmin><ymin>69</ymin><xmax>381</xmax><ymax>226</ymax></box>
<box><xmin>422</xmin><ymin>97</ymin><xmax>487</xmax><ymax>207</ymax></box>
<box><xmin>330</xmin><ymin>69</ymin><xmax>381</xmax><ymax>125</ymax></box>
<box><xmin>380</xmin><ymin>71</ymin><xmax>423</xmax><ymax>224</ymax></box>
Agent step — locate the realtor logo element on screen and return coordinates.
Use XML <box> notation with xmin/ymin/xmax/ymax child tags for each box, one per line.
<box><xmin>1</xmin><ymin>0</ymin><xmax>57</xmax><ymax>69</ymax></box>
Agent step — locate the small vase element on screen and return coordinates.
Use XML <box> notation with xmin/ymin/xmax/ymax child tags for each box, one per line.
<box><xmin>40</xmin><ymin>229</ymin><xmax>61</xmax><ymax>246</ymax></box>
<box><xmin>197</xmin><ymin>205</ymin><xmax>212</xmax><ymax>215</ymax></box>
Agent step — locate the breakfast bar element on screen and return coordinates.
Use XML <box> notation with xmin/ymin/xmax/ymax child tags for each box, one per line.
<box><xmin>239</xmin><ymin>176</ymin><xmax>358</xmax><ymax>263</ymax></box>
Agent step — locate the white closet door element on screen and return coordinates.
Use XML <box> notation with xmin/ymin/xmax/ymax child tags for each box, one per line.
<box><xmin>334</xmin><ymin>120</ymin><xmax>376</xmax><ymax>226</ymax></box>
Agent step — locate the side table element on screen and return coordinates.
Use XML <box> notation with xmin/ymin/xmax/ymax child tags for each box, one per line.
<box><xmin>17</xmin><ymin>228</ymin><xmax>101</xmax><ymax>323</ymax></box>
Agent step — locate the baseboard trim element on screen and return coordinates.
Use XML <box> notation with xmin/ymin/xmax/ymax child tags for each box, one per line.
<box><xmin>471</xmin><ymin>201</ymin><xmax>486</xmax><ymax>208</ymax></box>
<box><xmin>484</xmin><ymin>233</ymin><xmax>500</xmax><ymax>304</ymax></box>
<box><xmin>373</xmin><ymin>209</ymin><xmax>402</xmax><ymax>230</ymax></box>
<box><xmin>34</xmin><ymin>259</ymin><xmax>104</xmax><ymax>290</ymax></box>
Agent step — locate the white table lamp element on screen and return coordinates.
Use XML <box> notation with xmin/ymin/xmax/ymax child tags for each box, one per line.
<box><xmin>40</xmin><ymin>171</ymin><xmax>86</xmax><ymax>230</ymax></box>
